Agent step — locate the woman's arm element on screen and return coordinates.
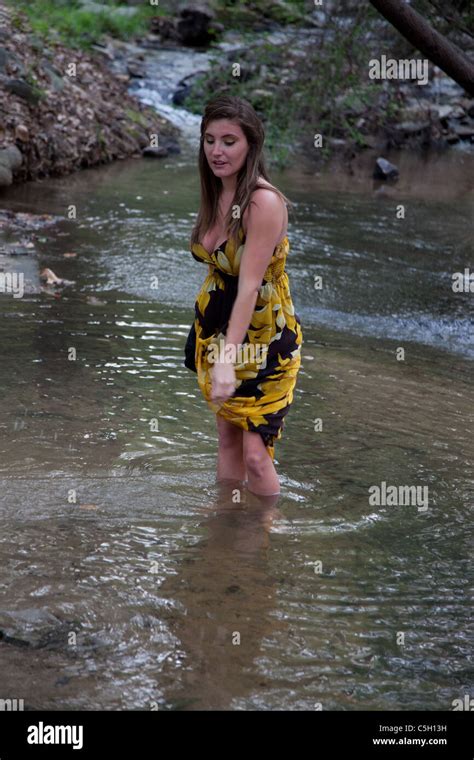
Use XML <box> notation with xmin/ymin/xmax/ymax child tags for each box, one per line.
<box><xmin>210</xmin><ymin>189</ymin><xmax>285</xmax><ymax>403</ymax></box>
<box><xmin>219</xmin><ymin>189</ymin><xmax>285</xmax><ymax>360</ymax></box>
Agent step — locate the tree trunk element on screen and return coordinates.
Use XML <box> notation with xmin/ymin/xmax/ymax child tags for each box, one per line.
<box><xmin>369</xmin><ymin>0</ymin><xmax>474</xmax><ymax>95</ymax></box>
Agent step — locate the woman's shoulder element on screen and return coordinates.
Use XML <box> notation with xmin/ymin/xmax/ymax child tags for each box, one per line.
<box><xmin>253</xmin><ymin>177</ymin><xmax>281</xmax><ymax>194</ymax></box>
<box><xmin>249</xmin><ymin>178</ymin><xmax>286</xmax><ymax>208</ymax></box>
<box><xmin>242</xmin><ymin>179</ymin><xmax>287</xmax><ymax>238</ymax></box>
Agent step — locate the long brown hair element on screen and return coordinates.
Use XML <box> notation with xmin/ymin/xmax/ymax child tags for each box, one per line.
<box><xmin>190</xmin><ymin>95</ymin><xmax>293</xmax><ymax>249</ymax></box>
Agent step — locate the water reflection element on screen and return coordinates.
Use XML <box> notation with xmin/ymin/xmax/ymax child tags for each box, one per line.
<box><xmin>158</xmin><ymin>481</ymin><xmax>283</xmax><ymax>710</ymax></box>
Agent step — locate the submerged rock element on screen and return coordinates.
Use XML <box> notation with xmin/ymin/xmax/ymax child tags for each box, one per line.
<box><xmin>373</xmin><ymin>157</ymin><xmax>399</xmax><ymax>180</ymax></box>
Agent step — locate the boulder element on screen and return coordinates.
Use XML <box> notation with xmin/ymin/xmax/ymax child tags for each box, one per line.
<box><xmin>0</xmin><ymin>164</ymin><xmax>12</xmax><ymax>186</ymax></box>
<box><xmin>142</xmin><ymin>145</ymin><xmax>168</xmax><ymax>158</ymax></box>
<box><xmin>160</xmin><ymin>135</ymin><xmax>181</xmax><ymax>154</ymax></box>
<box><xmin>429</xmin><ymin>104</ymin><xmax>453</xmax><ymax>120</ymax></box>
<box><xmin>453</xmin><ymin>123</ymin><xmax>474</xmax><ymax>139</ymax></box>
<box><xmin>395</xmin><ymin>121</ymin><xmax>431</xmax><ymax>135</ymax></box>
<box><xmin>4</xmin><ymin>78</ymin><xmax>42</xmax><ymax>105</ymax></box>
<box><xmin>0</xmin><ymin>145</ymin><xmax>23</xmax><ymax>170</ymax></box>
<box><xmin>176</xmin><ymin>4</ymin><xmax>216</xmax><ymax>47</ymax></box>
<box><xmin>373</xmin><ymin>157</ymin><xmax>399</xmax><ymax>180</ymax></box>
<box><xmin>15</xmin><ymin>124</ymin><xmax>30</xmax><ymax>143</ymax></box>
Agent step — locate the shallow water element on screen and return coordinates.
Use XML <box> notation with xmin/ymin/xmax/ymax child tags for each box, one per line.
<box><xmin>0</xmin><ymin>148</ymin><xmax>472</xmax><ymax>710</ymax></box>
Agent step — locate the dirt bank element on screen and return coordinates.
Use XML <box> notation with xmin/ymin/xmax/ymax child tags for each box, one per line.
<box><xmin>0</xmin><ymin>2</ymin><xmax>180</xmax><ymax>188</ymax></box>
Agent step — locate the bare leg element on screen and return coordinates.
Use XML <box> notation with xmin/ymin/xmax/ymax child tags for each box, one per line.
<box><xmin>243</xmin><ymin>430</ymin><xmax>280</xmax><ymax>496</ymax></box>
<box><xmin>215</xmin><ymin>414</ymin><xmax>247</xmax><ymax>483</ymax></box>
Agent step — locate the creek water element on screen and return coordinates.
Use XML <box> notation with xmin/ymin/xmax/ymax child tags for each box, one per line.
<box><xmin>0</xmin><ymin>135</ymin><xmax>472</xmax><ymax>709</ymax></box>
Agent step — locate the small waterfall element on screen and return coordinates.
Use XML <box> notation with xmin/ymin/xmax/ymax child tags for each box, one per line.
<box><xmin>108</xmin><ymin>41</ymin><xmax>214</xmax><ymax>150</ymax></box>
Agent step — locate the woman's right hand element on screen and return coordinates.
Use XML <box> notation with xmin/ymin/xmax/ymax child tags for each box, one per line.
<box><xmin>210</xmin><ymin>360</ymin><xmax>237</xmax><ymax>404</ymax></box>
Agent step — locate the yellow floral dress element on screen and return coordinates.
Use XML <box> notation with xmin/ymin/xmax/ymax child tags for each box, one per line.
<box><xmin>189</xmin><ymin>225</ymin><xmax>303</xmax><ymax>461</ymax></box>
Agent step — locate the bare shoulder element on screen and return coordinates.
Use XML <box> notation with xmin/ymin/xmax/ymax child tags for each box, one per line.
<box><xmin>246</xmin><ymin>182</ymin><xmax>286</xmax><ymax>219</ymax></box>
<box><xmin>241</xmin><ymin>182</ymin><xmax>287</xmax><ymax>243</ymax></box>
<box><xmin>251</xmin><ymin>179</ymin><xmax>285</xmax><ymax>205</ymax></box>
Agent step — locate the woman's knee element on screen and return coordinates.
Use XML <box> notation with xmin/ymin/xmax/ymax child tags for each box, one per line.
<box><xmin>243</xmin><ymin>442</ymin><xmax>270</xmax><ymax>475</ymax></box>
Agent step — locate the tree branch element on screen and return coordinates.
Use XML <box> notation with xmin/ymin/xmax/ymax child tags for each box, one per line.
<box><xmin>369</xmin><ymin>0</ymin><xmax>474</xmax><ymax>94</ymax></box>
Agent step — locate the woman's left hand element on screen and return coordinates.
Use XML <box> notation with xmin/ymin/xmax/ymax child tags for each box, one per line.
<box><xmin>210</xmin><ymin>360</ymin><xmax>237</xmax><ymax>404</ymax></box>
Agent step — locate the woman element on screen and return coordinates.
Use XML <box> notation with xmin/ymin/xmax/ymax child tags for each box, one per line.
<box><xmin>187</xmin><ymin>95</ymin><xmax>303</xmax><ymax>497</ymax></box>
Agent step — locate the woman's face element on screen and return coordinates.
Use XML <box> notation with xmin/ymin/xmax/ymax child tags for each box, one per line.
<box><xmin>203</xmin><ymin>119</ymin><xmax>249</xmax><ymax>180</ymax></box>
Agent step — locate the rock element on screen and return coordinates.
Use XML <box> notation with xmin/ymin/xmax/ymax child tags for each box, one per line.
<box><xmin>160</xmin><ymin>135</ymin><xmax>180</xmax><ymax>154</ymax></box>
<box><xmin>328</xmin><ymin>138</ymin><xmax>347</xmax><ymax>148</ymax></box>
<box><xmin>15</xmin><ymin>124</ymin><xmax>29</xmax><ymax>142</ymax></box>
<box><xmin>0</xmin><ymin>145</ymin><xmax>23</xmax><ymax>170</ymax></box>
<box><xmin>453</xmin><ymin>123</ymin><xmax>474</xmax><ymax>139</ymax></box>
<box><xmin>173</xmin><ymin>83</ymin><xmax>190</xmax><ymax>106</ymax></box>
<box><xmin>9</xmin><ymin>145</ymin><xmax>23</xmax><ymax>170</ymax></box>
<box><xmin>335</xmin><ymin>92</ymin><xmax>367</xmax><ymax>116</ymax></box>
<box><xmin>42</xmin><ymin>61</ymin><xmax>65</xmax><ymax>92</ymax></box>
<box><xmin>177</xmin><ymin>4</ymin><xmax>216</xmax><ymax>47</ymax></box>
<box><xmin>443</xmin><ymin>105</ymin><xmax>465</xmax><ymax>119</ymax></box>
<box><xmin>4</xmin><ymin>77</ymin><xmax>41</xmax><ymax>105</ymax></box>
<box><xmin>142</xmin><ymin>145</ymin><xmax>168</xmax><ymax>158</ymax></box>
<box><xmin>0</xmin><ymin>629</ymin><xmax>31</xmax><ymax>648</ymax></box>
<box><xmin>149</xmin><ymin>16</ymin><xmax>180</xmax><ymax>41</ymax></box>
<box><xmin>395</xmin><ymin>121</ymin><xmax>431</xmax><ymax>134</ymax></box>
<box><xmin>358</xmin><ymin>134</ymin><xmax>378</xmax><ymax>149</ymax></box>
<box><xmin>445</xmin><ymin>132</ymin><xmax>460</xmax><ymax>144</ymax></box>
<box><xmin>398</xmin><ymin>99</ymin><xmax>431</xmax><ymax>121</ymax></box>
<box><xmin>373</xmin><ymin>157</ymin><xmax>399</xmax><ymax>180</ymax></box>
<box><xmin>77</xmin><ymin>0</ymin><xmax>138</xmax><ymax>16</ymax></box>
<box><xmin>0</xmin><ymin>164</ymin><xmax>12</xmax><ymax>186</ymax></box>
<box><xmin>253</xmin><ymin>88</ymin><xmax>274</xmax><ymax>100</ymax></box>
<box><xmin>429</xmin><ymin>104</ymin><xmax>453</xmax><ymax>120</ymax></box>
<box><xmin>0</xmin><ymin>46</ymin><xmax>25</xmax><ymax>76</ymax></box>
<box><xmin>311</xmin><ymin>10</ymin><xmax>327</xmax><ymax>27</ymax></box>
<box><xmin>457</xmin><ymin>97</ymin><xmax>474</xmax><ymax>111</ymax></box>
<box><xmin>173</xmin><ymin>70</ymin><xmax>207</xmax><ymax>105</ymax></box>
<box><xmin>0</xmin><ymin>45</ymin><xmax>7</xmax><ymax>72</ymax></box>
<box><xmin>127</xmin><ymin>60</ymin><xmax>145</xmax><ymax>78</ymax></box>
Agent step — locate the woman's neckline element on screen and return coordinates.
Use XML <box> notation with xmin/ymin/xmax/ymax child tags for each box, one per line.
<box><xmin>198</xmin><ymin>225</ymin><xmax>244</xmax><ymax>256</ymax></box>
<box><xmin>197</xmin><ymin>229</ymin><xmax>288</xmax><ymax>256</ymax></box>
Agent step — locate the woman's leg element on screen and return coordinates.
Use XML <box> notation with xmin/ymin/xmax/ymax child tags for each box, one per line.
<box><xmin>243</xmin><ymin>430</ymin><xmax>280</xmax><ymax>496</ymax></box>
<box><xmin>215</xmin><ymin>414</ymin><xmax>246</xmax><ymax>482</ymax></box>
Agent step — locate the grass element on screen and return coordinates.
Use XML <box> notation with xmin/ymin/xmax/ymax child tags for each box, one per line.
<box><xmin>208</xmin><ymin>0</ymin><xmax>308</xmax><ymax>27</ymax></box>
<box><xmin>7</xmin><ymin>0</ymin><xmax>166</xmax><ymax>50</ymax></box>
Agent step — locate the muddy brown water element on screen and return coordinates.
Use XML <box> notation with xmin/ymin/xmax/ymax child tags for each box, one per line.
<box><xmin>0</xmin><ymin>147</ymin><xmax>472</xmax><ymax>709</ymax></box>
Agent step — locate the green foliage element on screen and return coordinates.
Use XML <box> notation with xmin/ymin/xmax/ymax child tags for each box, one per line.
<box><xmin>124</xmin><ymin>107</ymin><xmax>149</xmax><ymax>128</ymax></box>
<box><xmin>412</xmin><ymin>0</ymin><xmax>474</xmax><ymax>41</ymax></box>
<box><xmin>6</xmin><ymin>0</ymin><xmax>166</xmax><ymax>50</ymax></box>
<box><xmin>209</xmin><ymin>0</ymin><xmax>308</xmax><ymax>27</ymax></box>
<box><xmin>184</xmin><ymin>3</ymin><xmax>402</xmax><ymax>168</ymax></box>
<box><xmin>22</xmin><ymin>63</ymin><xmax>48</xmax><ymax>100</ymax></box>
